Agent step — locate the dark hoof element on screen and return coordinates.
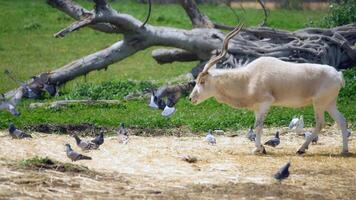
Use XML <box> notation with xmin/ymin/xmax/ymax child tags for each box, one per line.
<box><xmin>262</xmin><ymin>146</ymin><xmax>267</xmax><ymax>154</ymax></box>
<box><xmin>253</xmin><ymin>146</ymin><xmax>267</xmax><ymax>155</ymax></box>
<box><xmin>296</xmin><ymin>150</ymin><xmax>305</xmax><ymax>155</ymax></box>
<box><xmin>341</xmin><ymin>150</ymin><xmax>351</xmax><ymax>156</ymax></box>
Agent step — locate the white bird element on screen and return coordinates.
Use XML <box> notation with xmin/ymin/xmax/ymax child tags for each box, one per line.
<box><xmin>205</xmin><ymin>130</ymin><xmax>216</xmax><ymax>145</ymax></box>
<box><xmin>288</xmin><ymin>116</ymin><xmax>299</xmax><ymax>129</ymax></box>
<box><xmin>289</xmin><ymin>115</ymin><xmax>304</xmax><ymax>134</ymax></box>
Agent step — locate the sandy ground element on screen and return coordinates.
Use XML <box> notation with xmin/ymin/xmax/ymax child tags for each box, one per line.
<box><xmin>0</xmin><ymin>127</ymin><xmax>355</xmax><ymax>199</ymax></box>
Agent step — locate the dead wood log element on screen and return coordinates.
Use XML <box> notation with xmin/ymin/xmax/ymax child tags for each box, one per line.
<box><xmin>29</xmin><ymin>100</ymin><xmax>121</xmax><ymax>109</ymax></box>
<box><xmin>3</xmin><ymin>0</ymin><xmax>356</xmax><ymax>107</ymax></box>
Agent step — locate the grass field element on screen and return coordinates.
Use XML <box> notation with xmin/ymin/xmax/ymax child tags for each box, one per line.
<box><xmin>0</xmin><ymin>0</ymin><xmax>354</xmax><ymax>131</ymax></box>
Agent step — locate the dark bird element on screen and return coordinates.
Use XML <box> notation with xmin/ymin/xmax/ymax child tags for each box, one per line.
<box><xmin>274</xmin><ymin>162</ymin><xmax>291</xmax><ymax>182</ymax></box>
<box><xmin>304</xmin><ymin>131</ymin><xmax>318</xmax><ymax>144</ymax></box>
<box><xmin>264</xmin><ymin>131</ymin><xmax>280</xmax><ymax>147</ymax></box>
<box><xmin>247</xmin><ymin>126</ymin><xmax>256</xmax><ymax>141</ymax></box>
<box><xmin>91</xmin><ymin>130</ymin><xmax>104</xmax><ymax>146</ymax></box>
<box><xmin>8</xmin><ymin>123</ymin><xmax>32</xmax><ymax>139</ymax></box>
<box><xmin>65</xmin><ymin>144</ymin><xmax>92</xmax><ymax>162</ymax></box>
<box><xmin>117</xmin><ymin>123</ymin><xmax>129</xmax><ymax>144</ymax></box>
<box><xmin>149</xmin><ymin>90</ymin><xmax>166</xmax><ymax>110</ymax></box>
<box><xmin>73</xmin><ymin>134</ymin><xmax>99</xmax><ymax>151</ymax></box>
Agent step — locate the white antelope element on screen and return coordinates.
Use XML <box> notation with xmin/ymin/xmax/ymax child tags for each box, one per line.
<box><xmin>189</xmin><ymin>24</ymin><xmax>350</xmax><ymax>155</ymax></box>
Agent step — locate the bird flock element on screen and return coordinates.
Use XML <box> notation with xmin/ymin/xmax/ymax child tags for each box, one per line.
<box><xmin>5</xmin><ymin>114</ymin><xmax>350</xmax><ymax>183</ymax></box>
<box><xmin>7</xmin><ymin>122</ymin><xmax>129</xmax><ymax>162</ymax></box>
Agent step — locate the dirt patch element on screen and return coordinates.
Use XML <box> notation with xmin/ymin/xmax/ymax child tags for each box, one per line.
<box><xmin>16</xmin><ymin>157</ymin><xmax>97</xmax><ymax>175</ymax></box>
<box><xmin>0</xmin><ymin>127</ymin><xmax>355</xmax><ymax>199</ymax></box>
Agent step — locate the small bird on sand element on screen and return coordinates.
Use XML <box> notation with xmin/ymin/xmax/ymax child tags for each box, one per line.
<box><xmin>65</xmin><ymin>144</ymin><xmax>92</xmax><ymax>162</ymax></box>
<box><xmin>304</xmin><ymin>131</ymin><xmax>318</xmax><ymax>144</ymax></box>
<box><xmin>205</xmin><ymin>130</ymin><xmax>216</xmax><ymax>145</ymax></box>
<box><xmin>264</xmin><ymin>131</ymin><xmax>280</xmax><ymax>147</ymax></box>
<box><xmin>8</xmin><ymin>123</ymin><xmax>32</xmax><ymax>139</ymax></box>
<box><xmin>247</xmin><ymin>126</ymin><xmax>256</xmax><ymax>141</ymax></box>
<box><xmin>91</xmin><ymin>130</ymin><xmax>104</xmax><ymax>146</ymax></box>
<box><xmin>73</xmin><ymin>134</ymin><xmax>99</xmax><ymax>151</ymax></box>
<box><xmin>289</xmin><ymin>116</ymin><xmax>299</xmax><ymax>129</ymax></box>
<box><xmin>289</xmin><ymin>115</ymin><xmax>304</xmax><ymax>134</ymax></box>
<box><xmin>117</xmin><ymin>123</ymin><xmax>129</xmax><ymax>144</ymax></box>
<box><xmin>274</xmin><ymin>162</ymin><xmax>291</xmax><ymax>182</ymax></box>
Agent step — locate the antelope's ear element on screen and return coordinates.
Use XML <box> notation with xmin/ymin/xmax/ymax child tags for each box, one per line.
<box><xmin>197</xmin><ymin>72</ymin><xmax>208</xmax><ymax>85</ymax></box>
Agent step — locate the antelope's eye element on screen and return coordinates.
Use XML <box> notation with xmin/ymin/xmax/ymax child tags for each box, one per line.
<box><xmin>199</xmin><ymin>79</ymin><xmax>205</xmax><ymax>85</ymax></box>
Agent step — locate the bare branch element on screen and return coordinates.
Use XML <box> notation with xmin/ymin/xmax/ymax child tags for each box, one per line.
<box><xmin>152</xmin><ymin>49</ymin><xmax>199</xmax><ymax>64</ymax></box>
<box><xmin>257</xmin><ymin>0</ymin><xmax>269</xmax><ymax>26</ymax></box>
<box><xmin>47</xmin><ymin>0</ymin><xmax>119</xmax><ymax>34</ymax></box>
<box><xmin>179</xmin><ymin>0</ymin><xmax>214</xmax><ymax>28</ymax></box>
<box><xmin>54</xmin><ymin>14</ymin><xmax>95</xmax><ymax>38</ymax></box>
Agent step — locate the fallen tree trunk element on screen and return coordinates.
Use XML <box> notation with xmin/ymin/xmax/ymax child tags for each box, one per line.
<box><xmin>29</xmin><ymin>100</ymin><xmax>122</xmax><ymax>109</ymax></box>
<box><xmin>4</xmin><ymin>0</ymin><xmax>356</xmax><ymax>108</ymax></box>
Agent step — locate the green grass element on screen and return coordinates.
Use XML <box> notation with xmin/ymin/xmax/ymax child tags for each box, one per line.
<box><xmin>1</xmin><ymin>0</ymin><xmax>354</xmax><ymax>132</ymax></box>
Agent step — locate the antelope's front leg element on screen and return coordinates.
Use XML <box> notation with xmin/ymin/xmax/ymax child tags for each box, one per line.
<box><xmin>253</xmin><ymin>103</ymin><xmax>270</xmax><ymax>155</ymax></box>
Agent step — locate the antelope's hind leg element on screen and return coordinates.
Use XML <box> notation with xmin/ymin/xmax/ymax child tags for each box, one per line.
<box><xmin>327</xmin><ymin>103</ymin><xmax>349</xmax><ymax>154</ymax></box>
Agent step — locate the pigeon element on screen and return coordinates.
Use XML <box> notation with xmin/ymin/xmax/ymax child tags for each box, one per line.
<box><xmin>8</xmin><ymin>123</ymin><xmax>32</xmax><ymax>139</ymax></box>
<box><xmin>91</xmin><ymin>130</ymin><xmax>104</xmax><ymax>146</ymax></box>
<box><xmin>264</xmin><ymin>131</ymin><xmax>280</xmax><ymax>147</ymax></box>
<box><xmin>65</xmin><ymin>144</ymin><xmax>92</xmax><ymax>162</ymax></box>
<box><xmin>117</xmin><ymin>123</ymin><xmax>129</xmax><ymax>144</ymax></box>
<box><xmin>0</xmin><ymin>94</ymin><xmax>20</xmax><ymax>117</ymax></box>
<box><xmin>289</xmin><ymin>115</ymin><xmax>304</xmax><ymax>134</ymax></box>
<box><xmin>205</xmin><ymin>130</ymin><xmax>216</xmax><ymax>145</ymax></box>
<box><xmin>288</xmin><ymin>116</ymin><xmax>299</xmax><ymax>129</ymax></box>
<box><xmin>149</xmin><ymin>90</ymin><xmax>166</xmax><ymax>110</ymax></box>
<box><xmin>247</xmin><ymin>126</ymin><xmax>256</xmax><ymax>141</ymax></box>
<box><xmin>274</xmin><ymin>162</ymin><xmax>290</xmax><ymax>182</ymax></box>
<box><xmin>304</xmin><ymin>131</ymin><xmax>318</xmax><ymax>144</ymax></box>
<box><xmin>346</xmin><ymin>130</ymin><xmax>351</xmax><ymax>138</ymax></box>
<box><xmin>73</xmin><ymin>134</ymin><xmax>99</xmax><ymax>151</ymax></box>
<box><xmin>161</xmin><ymin>95</ymin><xmax>176</xmax><ymax>117</ymax></box>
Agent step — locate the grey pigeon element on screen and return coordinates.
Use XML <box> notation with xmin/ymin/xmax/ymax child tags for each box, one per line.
<box><xmin>65</xmin><ymin>144</ymin><xmax>92</xmax><ymax>162</ymax></box>
<box><xmin>91</xmin><ymin>130</ymin><xmax>104</xmax><ymax>146</ymax></box>
<box><xmin>274</xmin><ymin>162</ymin><xmax>290</xmax><ymax>181</ymax></box>
<box><xmin>0</xmin><ymin>97</ymin><xmax>20</xmax><ymax>116</ymax></box>
<box><xmin>73</xmin><ymin>134</ymin><xmax>99</xmax><ymax>151</ymax></box>
<box><xmin>8</xmin><ymin>123</ymin><xmax>32</xmax><ymax>139</ymax></box>
<box><xmin>264</xmin><ymin>131</ymin><xmax>280</xmax><ymax>147</ymax></box>
<box><xmin>117</xmin><ymin>123</ymin><xmax>129</xmax><ymax>144</ymax></box>
<box><xmin>205</xmin><ymin>130</ymin><xmax>216</xmax><ymax>145</ymax></box>
<box><xmin>247</xmin><ymin>126</ymin><xmax>256</xmax><ymax>141</ymax></box>
<box><xmin>149</xmin><ymin>90</ymin><xmax>166</xmax><ymax>110</ymax></box>
<box><xmin>304</xmin><ymin>131</ymin><xmax>318</xmax><ymax>144</ymax></box>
